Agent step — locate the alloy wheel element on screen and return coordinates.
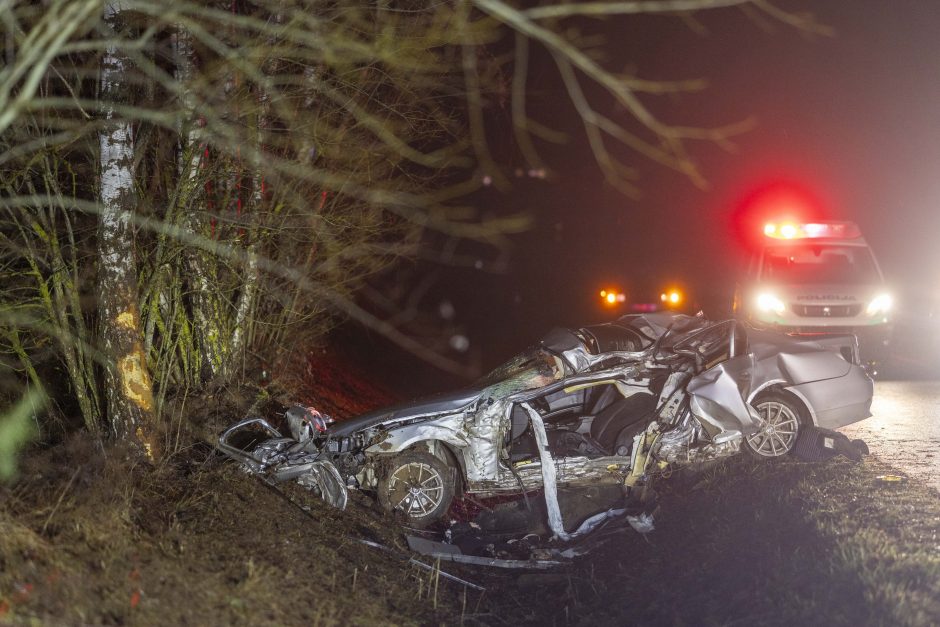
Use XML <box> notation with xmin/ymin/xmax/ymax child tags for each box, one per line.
<box><xmin>386</xmin><ymin>461</ymin><xmax>446</xmax><ymax>517</ymax></box>
<box><xmin>746</xmin><ymin>400</ymin><xmax>800</xmax><ymax>457</ymax></box>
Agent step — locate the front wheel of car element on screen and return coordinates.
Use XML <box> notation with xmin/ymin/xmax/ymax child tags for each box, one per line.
<box><xmin>744</xmin><ymin>391</ymin><xmax>806</xmax><ymax>459</ymax></box>
<box><xmin>377</xmin><ymin>451</ymin><xmax>454</xmax><ymax>527</ymax></box>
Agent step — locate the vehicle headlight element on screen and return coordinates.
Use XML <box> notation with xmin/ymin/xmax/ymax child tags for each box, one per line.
<box><xmin>757</xmin><ymin>292</ymin><xmax>786</xmax><ymax>316</ymax></box>
<box><xmin>866</xmin><ymin>293</ymin><xmax>893</xmax><ymax>316</ymax></box>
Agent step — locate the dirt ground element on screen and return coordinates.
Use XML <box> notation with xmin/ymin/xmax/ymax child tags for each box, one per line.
<box><xmin>2</xmin><ymin>348</ymin><xmax>939</xmax><ymax>626</ymax></box>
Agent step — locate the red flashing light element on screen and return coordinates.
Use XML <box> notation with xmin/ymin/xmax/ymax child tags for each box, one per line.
<box><xmin>732</xmin><ymin>181</ymin><xmax>829</xmax><ymax>252</ymax></box>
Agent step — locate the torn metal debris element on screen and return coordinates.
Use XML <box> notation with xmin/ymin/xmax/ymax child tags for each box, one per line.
<box><xmin>219</xmin><ymin>313</ymin><xmax>873</xmax><ymax>554</ymax></box>
<box><xmin>358</xmin><ymin>539</ymin><xmax>485</xmax><ymax>591</ymax></box>
<box><xmin>405</xmin><ymin>535</ymin><xmax>563</xmax><ymax>570</ymax></box>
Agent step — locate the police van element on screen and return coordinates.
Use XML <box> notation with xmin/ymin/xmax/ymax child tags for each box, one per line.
<box><xmin>734</xmin><ymin>220</ymin><xmax>892</xmax><ymax>369</ymax></box>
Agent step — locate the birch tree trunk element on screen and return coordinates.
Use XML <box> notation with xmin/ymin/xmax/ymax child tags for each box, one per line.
<box><xmin>230</xmin><ymin>85</ymin><xmax>266</xmax><ymax>364</ymax></box>
<box><xmin>172</xmin><ymin>24</ymin><xmax>224</xmax><ymax>383</ymax></box>
<box><xmin>231</xmin><ymin>10</ymin><xmax>279</xmax><ymax>367</ymax></box>
<box><xmin>97</xmin><ymin>0</ymin><xmax>160</xmax><ymax>460</ymax></box>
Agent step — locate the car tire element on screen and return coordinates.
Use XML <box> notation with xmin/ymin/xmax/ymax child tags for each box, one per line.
<box><xmin>377</xmin><ymin>451</ymin><xmax>454</xmax><ymax>528</ymax></box>
<box><xmin>744</xmin><ymin>390</ymin><xmax>806</xmax><ymax>459</ymax></box>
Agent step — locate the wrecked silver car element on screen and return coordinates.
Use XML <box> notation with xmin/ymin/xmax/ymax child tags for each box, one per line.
<box><xmin>219</xmin><ymin>313</ymin><xmax>873</xmax><ymax>534</ymax></box>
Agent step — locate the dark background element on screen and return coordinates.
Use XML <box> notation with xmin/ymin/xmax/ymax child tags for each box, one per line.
<box><xmin>356</xmin><ymin>1</ymin><xmax>940</xmax><ymax>391</ymax></box>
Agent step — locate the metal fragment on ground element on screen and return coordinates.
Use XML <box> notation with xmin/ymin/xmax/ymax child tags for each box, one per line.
<box><xmin>405</xmin><ymin>535</ymin><xmax>563</xmax><ymax>570</ymax></box>
<box><xmin>627</xmin><ymin>512</ymin><xmax>655</xmax><ymax>534</ymax></box>
<box><xmin>296</xmin><ymin>460</ymin><xmax>348</xmax><ymax>510</ymax></box>
<box><xmin>359</xmin><ymin>539</ymin><xmax>486</xmax><ymax>591</ymax></box>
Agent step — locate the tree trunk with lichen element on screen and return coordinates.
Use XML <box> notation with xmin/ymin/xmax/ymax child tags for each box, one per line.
<box><xmin>97</xmin><ymin>0</ymin><xmax>161</xmax><ymax>461</ymax></box>
<box><xmin>230</xmin><ymin>69</ymin><xmax>268</xmax><ymax>367</ymax></box>
<box><xmin>172</xmin><ymin>25</ymin><xmax>225</xmax><ymax>383</ymax></box>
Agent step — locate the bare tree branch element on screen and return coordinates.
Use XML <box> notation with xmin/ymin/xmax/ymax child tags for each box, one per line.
<box><xmin>524</xmin><ymin>0</ymin><xmax>750</xmax><ymax>20</ymax></box>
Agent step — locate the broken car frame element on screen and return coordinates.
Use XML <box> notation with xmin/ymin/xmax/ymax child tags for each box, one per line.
<box><xmin>219</xmin><ymin>313</ymin><xmax>873</xmax><ymax>544</ymax></box>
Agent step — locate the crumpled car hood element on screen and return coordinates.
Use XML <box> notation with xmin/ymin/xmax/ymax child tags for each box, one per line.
<box><xmin>328</xmin><ymin>387</ymin><xmax>483</xmax><ymax>436</ymax></box>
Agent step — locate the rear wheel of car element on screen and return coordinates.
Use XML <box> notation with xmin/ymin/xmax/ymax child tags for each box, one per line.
<box><xmin>377</xmin><ymin>451</ymin><xmax>454</xmax><ymax>527</ymax></box>
<box><xmin>744</xmin><ymin>391</ymin><xmax>806</xmax><ymax>459</ymax></box>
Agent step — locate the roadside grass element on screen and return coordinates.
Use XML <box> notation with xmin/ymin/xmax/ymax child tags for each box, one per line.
<box><xmin>798</xmin><ymin>457</ymin><xmax>940</xmax><ymax>626</ymax></box>
<box><xmin>2</xmin><ymin>347</ymin><xmax>938</xmax><ymax>626</ymax></box>
<box><xmin>475</xmin><ymin>455</ymin><xmax>940</xmax><ymax>626</ymax></box>
<box><xmin>0</xmin><ymin>435</ymin><xmax>481</xmax><ymax>625</ymax></box>
<box><xmin>2</xmin><ymin>434</ymin><xmax>939</xmax><ymax>626</ymax></box>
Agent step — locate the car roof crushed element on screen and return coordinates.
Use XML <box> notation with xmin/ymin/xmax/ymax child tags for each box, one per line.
<box><xmin>218</xmin><ymin>313</ymin><xmax>873</xmax><ymax>569</ymax></box>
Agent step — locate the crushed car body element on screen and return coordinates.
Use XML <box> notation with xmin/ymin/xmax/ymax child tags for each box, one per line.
<box><xmin>219</xmin><ymin>313</ymin><xmax>873</xmax><ymax>545</ymax></box>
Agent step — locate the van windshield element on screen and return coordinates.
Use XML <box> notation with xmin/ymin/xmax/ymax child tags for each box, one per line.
<box><xmin>760</xmin><ymin>244</ymin><xmax>880</xmax><ymax>285</ymax></box>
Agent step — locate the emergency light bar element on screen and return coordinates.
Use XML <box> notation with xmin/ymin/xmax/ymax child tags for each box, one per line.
<box><xmin>763</xmin><ymin>221</ymin><xmax>861</xmax><ymax>240</ymax></box>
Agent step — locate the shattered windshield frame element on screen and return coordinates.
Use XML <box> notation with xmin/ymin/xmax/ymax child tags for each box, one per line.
<box><xmin>476</xmin><ymin>348</ymin><xmax>567</xmax><ymax>388</ymax></box>
<box><xmin>669</xmin><ymin>319</ymin><xmax>741</xmax><ymax>368</ymax></box>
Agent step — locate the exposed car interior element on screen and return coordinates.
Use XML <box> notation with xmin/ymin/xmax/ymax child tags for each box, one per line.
<box><xmin>508</xmin><ymin>383</ymin><xmax>657</xmax><ymax>463</ymax></box>
<box><xmin>577</xmin><ymin>322</ymin><xmax>654</xmax><ymax>354</ymax></box>
<box><xmin>668</xmin><ymin>319</ymin><xmax>746</xmax><ymax>372</ymax></box>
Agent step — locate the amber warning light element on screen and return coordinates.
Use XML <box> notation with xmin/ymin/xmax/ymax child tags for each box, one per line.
<box><xmin>660</xmin><ymin>289</ymin><xmax>683</xmax><ymax>307</ymax></box>
<box><xmin>600</xmin><ymin>289</ymin><xmax>626</xmax><ymax>306</ymax></box>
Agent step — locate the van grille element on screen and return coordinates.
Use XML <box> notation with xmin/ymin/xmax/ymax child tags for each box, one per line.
<box><xmin>791</xmin><ymin>304</ymin><xmax>862</xmax><ymax>317</ymax></box>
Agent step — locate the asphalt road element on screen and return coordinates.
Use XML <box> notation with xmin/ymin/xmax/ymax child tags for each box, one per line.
<box><xmin>841</xmin><ymin>379</ymin><xmax>940</xmax><ymax>493</ymax></box>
